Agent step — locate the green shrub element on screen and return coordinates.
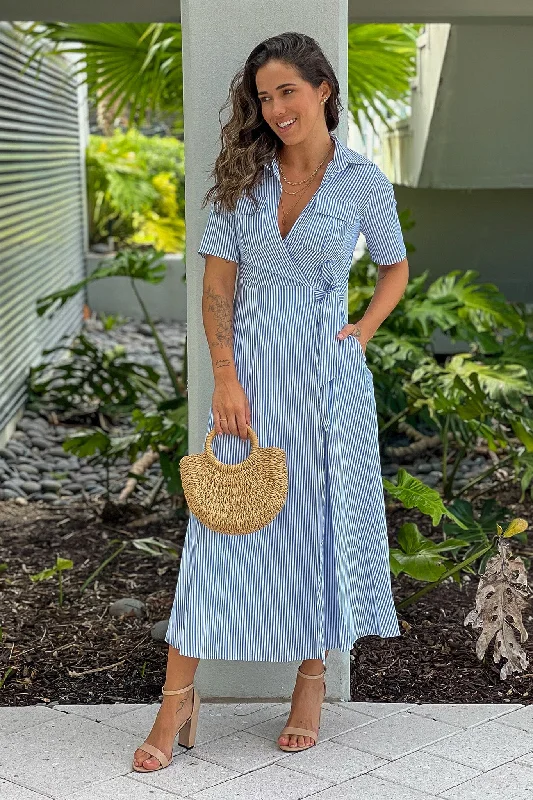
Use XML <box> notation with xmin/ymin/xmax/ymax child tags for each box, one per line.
<box><xmin>87</xmin><ymin>128</ymin><xmax>185</xmax><ymax>252</ymax></box>
<box><xmin>350</xmin><ymin>213</ymin><xmax>533</xmax><ymax>500</ymax></box>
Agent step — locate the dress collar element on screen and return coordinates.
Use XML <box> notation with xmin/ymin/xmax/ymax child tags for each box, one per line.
<box><xmin>266</xmin><ymin>132</ymin><xmax>364</xmax><ymax>178</ymax></box>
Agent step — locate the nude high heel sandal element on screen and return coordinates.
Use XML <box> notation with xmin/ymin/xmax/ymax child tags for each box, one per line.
<box><xmin>132</xmin><ymin>682</ymin><xmax>201</xmax><ymax>772</ymax></box>
<box><xmin>278</xmin><ymin>666</ymin><xmax>326</xmax><ymax>752</ymax></box>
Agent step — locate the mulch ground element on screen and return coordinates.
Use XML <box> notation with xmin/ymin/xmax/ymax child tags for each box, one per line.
<box><xmin>1</xmin><ymin>482</ymin><xmax>532</xmax><ymax>708</ymax></box>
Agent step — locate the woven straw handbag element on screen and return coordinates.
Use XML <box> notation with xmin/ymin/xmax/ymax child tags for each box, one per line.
<box><xmin>179</xmin><ymin>424</ymin><xmax>288</xmax><ymax>535</ymax></box>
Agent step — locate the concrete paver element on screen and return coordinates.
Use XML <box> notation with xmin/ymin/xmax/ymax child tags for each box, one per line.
<box><xmin>0</xmin><ymin>711</ymin><xmax>142</xmax><ymax>799</ymax></box>
<box><xmin>497</xmin><ymin>703</ymin><xmax>533</xmax><ymax>733</ymax></box>
<box><xmin>423</xmin><ymin>718</ymin><xmax>533</xmax><ymax>771</ymax></box>
<box><xmin>308</xmin><ymin>774</ymin><xmax>443</xmax><ymax>799</ymax></box>
<box><xmin>128</xmin><ymin>752</ymin><xmax>240</xmax><ymax>796</ymax></box>
<box><xmin>180</xmin><ymin>728</ymin><xmax>291</xmax><ymax>773</ymax></box>
<box><xmin>440</xmin><ymin>759</ymin><xmax>533</xmax><ymax>800</ymax></box>
<box><xmin>329</xmin><ymin>710</ymin><xmax>461</xmax><ymax>759</ymax></box>
<box><xmin>0</xmin><ymin>706</ymin><xmax>56</xmax><ymax>735</ymax></box>
<box><xmin>338</xmin><ymin>701</ymin><xmax>417</xmax><ymax>719</ymax></box>
<box><xmin>369</xmin><ymin>749</ymin><xmax>481</xmax><ymax>794</ymax></box>
<box><xmin>0</xmin><ymin>777</ymin><xmax>54</xmax><ymax>800</ymax></box>
<box><xmin>52</xmin><ymin>703</ymin><xmax>146</xmax><ymax>722</ymax></box>
<box><xmin>244</xmin><ymin>703</ymin><xmax>374</xmax><ymax>743</ymax></box>
<box><xmin>190</xmin><ymin>762</ymin><xmax>333</xmax><ymax>799</ymax></box>
<box><xmin>407</xmin><ymin>702</ymin><xmax>521</xmax><ymax>729</ymax></box>
<box><xmin>276</xmin><ymin>738</ymin><xmax>387</xmax><ymax>783</ymax></box>
<box><xmin>70</xmin><ymin>775</ymin><xmax>191</xmax><ymax>800</ymax></box>
<box><xmin>102</xmin><ymin>699</ymin><xmax>293</xmax><ymax>746</ymax></box>
<box><xmin>0</xmin><ymin>701</ymin><xmax>531</xmax><ymax>800</ymax></box>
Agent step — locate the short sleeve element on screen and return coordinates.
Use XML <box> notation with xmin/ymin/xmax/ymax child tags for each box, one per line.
<box><xmin>360</xmin><ymin>167</ymin><xmax>406</xmax><ymax>265</ymax></box>
<box><xmin>198</xmin><ymin>201</ymin><xmax>241</xmax><ymax>263</ymax></box>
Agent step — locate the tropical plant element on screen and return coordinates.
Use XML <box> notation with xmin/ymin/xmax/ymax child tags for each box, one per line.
<box><xmin>29</xmin><ymin>556</ymin><xmax>74</xmax><ymax>607</ymax></box>
<box><xmin>98</xmin><ymin>312</ymin><xmax>128</xmax><ymax>331</ymax></box>
<box><xmin>33</xmin><ymin>247</ymin><xmax>189</xmax><ymax>505</ymax></box>
<box><xmin>384</xmin><ymin>469</ymin><xmax>529</xmax><ymax>612</ymax></box>
<box><xmin>442</xmin><ymin>497</ymin><xmax>521</xmax><ymax>574</ymax></box>
<box><xmin>61</xmin><ymin>399</ymin><xmax>189</xmax><ymax>508</ymax></box>
<box><xmin>9</xmin><ymin>21</ymin><xmax>420</xmax><ymax>135</ymax></box>
<box><xmin>350</xmin><ymin>229</ymin><xmax>533</xmax><ymax>500</ymax></box>
<box><xmin>87</xmin><ymin>129</ymin><xmax>185</xmax><ymax>250</ymax></box>
<box><xmin>28</xmin><ymin>332</ymin><xmax>165</xmax><ymax>424</ymax></box>
<box><xmin>405</xmin><ymin>356</ymin><xmax>533</xmax><ymax>500</ymax></box>
<box><xmin>36</xmin><ymin>247</ymin><xmax>185</xmax><ymax>398</ymax></box>
<box><xmin>7</xmin><ymin>22</ymin><xmax>184</xmax><ymax>134</ymax></box>
<box><xmin>0</xmin><ymin>628</ymin><xmax>14</xmax><ymax>690</ymax></box>
<box><xmin>386</xmin><ymin>468</ymin><xmax>469</xmax><ymax>592</ymax></box>
<box><xmin>0</xmin><ymin>668</ymin><xmax>14</xmax><ymax>691</ymax></box>
<box><xmin>347</xmin><ymin>23</ymin><xmax>423</xmax><ymax>132</ymax></box>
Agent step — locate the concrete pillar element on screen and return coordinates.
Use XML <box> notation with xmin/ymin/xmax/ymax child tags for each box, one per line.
<box><xmin>181</xmin><ymin>0</ymin><xmax>350</xmax><ymax>701</ymax></box>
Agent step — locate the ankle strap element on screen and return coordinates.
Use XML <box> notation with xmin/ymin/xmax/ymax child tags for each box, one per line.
<box><xmin>297</xmin><ymin>667</ymin><xmax>326</xmax><ymax>679</ymax></box>
<box><xmin>162</xmin><ymin>682</ymin><xmax>194</xmax><ymax>695</ymax></box>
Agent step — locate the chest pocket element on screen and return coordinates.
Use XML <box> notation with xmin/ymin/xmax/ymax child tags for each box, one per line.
<box><xmin>234</xmin><ymin>195</ymin><xmax>268</xmax><ymax>263</ymax></box>
<box><xmin>301</xmin><ymin>193</ymin><xmax>361</xmax><ymax>262</ymax></box>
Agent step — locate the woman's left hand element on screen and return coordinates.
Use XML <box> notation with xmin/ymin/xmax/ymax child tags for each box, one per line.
<box><xmin>336</xmin><ymin>323</ymin><xmax>369</xmax><ymax>354</ymax></box>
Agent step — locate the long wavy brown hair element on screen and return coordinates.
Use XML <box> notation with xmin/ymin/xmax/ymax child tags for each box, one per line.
<box><xmin>202</xmin><ymin>32</ymin><xmax>343</xmax><ymax>213</ymax></box>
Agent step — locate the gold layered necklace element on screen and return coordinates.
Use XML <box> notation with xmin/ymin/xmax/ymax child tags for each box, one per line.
<box><xmin>277</xmin><ymin>138</ymin><xmax>334</xmax><ymax>230</ymax></box>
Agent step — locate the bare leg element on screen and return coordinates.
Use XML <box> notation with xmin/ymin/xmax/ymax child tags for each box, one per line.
<box><xmin>277</xmin><ymin>649</ymin><xmax>329</xmax><ymax>749</ymax></box>
<box><xmin>133</xmin><ymin>645</ymin><xmax>200</xmax><ymax>770</ymax></box>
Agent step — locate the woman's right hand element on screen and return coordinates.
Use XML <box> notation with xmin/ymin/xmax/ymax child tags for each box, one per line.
<box><xmin>212</xmin><ymin>378</ymin><xmax>251</xmax><ymax>440</ymax></box>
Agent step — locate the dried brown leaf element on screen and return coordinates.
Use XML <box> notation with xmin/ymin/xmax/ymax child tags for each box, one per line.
<box><xmin>464</xmin><ymin>537</ymin><xmax>531</xmax><ymax>679</ymax></box>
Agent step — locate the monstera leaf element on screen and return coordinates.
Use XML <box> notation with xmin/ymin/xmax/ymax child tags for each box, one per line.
<box><xmin>390</xmin><ymin>522</ymin><xmax>468</xmax><ymax>582</ymax></box>
<box><xmin>383</xmin><ymin>469</ymin><xmax>467</xmax><ymax>528</ymax></box>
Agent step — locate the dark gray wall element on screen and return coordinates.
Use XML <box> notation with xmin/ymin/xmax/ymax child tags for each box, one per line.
<box><xmin>395</xmin><ymin>186</ymin><xmax>533</xmax><ymax>301</ymax></box>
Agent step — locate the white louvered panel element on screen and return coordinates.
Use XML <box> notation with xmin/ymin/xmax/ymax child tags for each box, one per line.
<box><xmin>0</xmin><ymin>24</ymin><xmax>86</xmax><ymax>431</ymax></box>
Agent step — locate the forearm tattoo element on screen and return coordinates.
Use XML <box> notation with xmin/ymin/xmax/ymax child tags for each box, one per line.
<box><xmin>205</xmin><ymin>284</ymin><xmax>234</xmax><ymax>347</ymax></box>
<box><xmin>204</xmin><ymin>282</ymin><xmax>236</xmax><ymax>374</ymax></box>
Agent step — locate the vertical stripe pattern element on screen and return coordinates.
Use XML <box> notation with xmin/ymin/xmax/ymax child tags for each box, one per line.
<box><xmin>166</xmin><ymin>133</ymin><xmax>406</xmax><ymax>661</ymax></box>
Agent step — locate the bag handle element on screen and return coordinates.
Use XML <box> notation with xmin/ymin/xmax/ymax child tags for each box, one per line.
<box><xmin>204</xmin><ymin>424</ymin><xmax>259</xmax><ymax>469</ymax></box>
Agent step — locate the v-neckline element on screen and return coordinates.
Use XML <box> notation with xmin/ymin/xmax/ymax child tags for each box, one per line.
<box><xmin>275</xmin><ymin>135</ymin><xmax>337</xmax><ymax>245</ymax></box>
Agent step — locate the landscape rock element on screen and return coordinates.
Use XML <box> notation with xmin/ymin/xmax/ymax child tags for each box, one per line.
<box><xmin>41</xmin><ymin>480</ymin><xmax>61</xmax><ymax>493</ymax></box>
<box><xmin>21</xmin><ymin>481</ymin><xmax>41</xmax><ymax>494</ymax></box>
<box><xmin>109</xmin><ymin>598</ymin><xmax>145</xmax><ymax>619</ymax></box>
<box><xmin>31</xmin><ymin>438</ymin><xmax>52</xmax><ymax>451</ymax></box>
<box><xmin>151</xmin><ymin>620</ymin><xmax>170</xmax><ymax>642</ymax></box>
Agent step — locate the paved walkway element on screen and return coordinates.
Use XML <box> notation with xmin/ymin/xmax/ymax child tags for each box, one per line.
<box><xmin>1</xmin><ymin>699</ymin><xmax>533</xmax><ymax>799</ymax></box>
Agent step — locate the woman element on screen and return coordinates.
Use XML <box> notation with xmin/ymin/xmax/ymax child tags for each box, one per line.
<box><xmin>133</xmin><ymin>31</ymin><xmax>409</xmax><ymax>772</ymax></box>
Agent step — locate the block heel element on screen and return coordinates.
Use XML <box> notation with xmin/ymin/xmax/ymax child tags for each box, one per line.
<box><xmin>177</xmin><ymin>683</ymin><xmax>201</xmax><ymax>749</ymax></box>
<box><xmin>132</xmin><ymin>681</ymin><xmax>201</xmax><ymax>772</ymax></box>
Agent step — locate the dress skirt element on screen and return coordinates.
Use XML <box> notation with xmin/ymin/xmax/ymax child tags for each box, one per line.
<box><xmin>164</xmin><ymin>283</ymin><xmax>401</xmax><ymax>662</ymax></box>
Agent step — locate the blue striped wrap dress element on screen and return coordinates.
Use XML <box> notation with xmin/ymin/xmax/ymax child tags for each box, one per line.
<box><xmin>165</xmin><ymin>132</ymin><xmax>407</xmax><ymax>662</ymax></box>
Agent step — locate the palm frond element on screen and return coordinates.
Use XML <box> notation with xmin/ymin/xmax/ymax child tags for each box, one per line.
<box><xmin>11</xmin><ymin>22</ymin><xmax>183</xmax><ymax>130</ymax></box>
<box><xmin>348</xmin><ymin>23</ymin><xmax>422</xmax><ymax>133</ymax></box>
